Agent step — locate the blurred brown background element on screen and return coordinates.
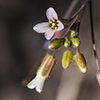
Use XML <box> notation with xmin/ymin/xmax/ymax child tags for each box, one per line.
<box><xmin>0</xmin><ymin>0</ymin><xmax>100</xmax><ymax>100</ymax></box>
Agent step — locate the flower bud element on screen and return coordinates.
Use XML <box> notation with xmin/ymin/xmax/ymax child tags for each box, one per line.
<box><xmin>62</xmin><ymin>50</ymin><xmax>73</xmax><ymax>69</ymax></box>
<box><xmin>71</xmin><ymin>36</ymin><xmax>80</xmax><ymax>47</ymax></box>
<box><xmin>27</xmin><ymin>54</ymin><xmax>56</xmax><ymax>93</ymax></box>
<box><xmin>71</xmin><ymin>30</ymin><xmax>75</xmax><ymax>37</ymax></box>
<box><xmin>37</xmin><ymin>54</ymin><xmax>56</xmax><ymax>77</ymax></box>
<box><xmin>74</xmin><ymin>52</ymin><xmax>87</xmax><ymax>73</ymax></box>
<box><xmin>48</xmin><ymin>38</ymin><xmax>64</xmax><ymax>49</ymax></box>
<box><xmin>40</xmin><ymin>54</ymin><xmax>56</xmax><ymax>76</ymax></box>
<box><xmin>63</xmin><ymin>37</ymin><xmax>70</xmax><ymax>47</ymax></box>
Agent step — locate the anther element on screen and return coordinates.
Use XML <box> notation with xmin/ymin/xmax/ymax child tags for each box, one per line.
<box><xmin>49</xmin><ymin>20</ymin><xmax>52</xmax><ymax>23</ymax></box>
<box><xmin>51</xmin><ymin>18</ymin><xmax>55</xmax><ymax>22</ymax></box>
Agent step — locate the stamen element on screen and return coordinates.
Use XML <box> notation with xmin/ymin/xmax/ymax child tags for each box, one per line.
<box><xmin>51</xmin><ymin>18</ymin><xmax>55</xmax><ymax>22</ymax></box>
<box><xmin>55</xmin><ymin>27</ymin><xmax>57</xmax><ymax>30</ymax></box>
<box><xmin>49</xmin><ymin>18</ymin><xmax>59</xmax><ymax>30</ymax></box>
<box><xmin>49</xmin><ymin>20</ymin><xmax>52</xmax><ymax>23</ymax></box>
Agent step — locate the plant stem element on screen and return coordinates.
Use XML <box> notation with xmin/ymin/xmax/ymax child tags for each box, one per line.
<box><xmin>70</xmin><ymin>0</ymin><xmax>90</xmax><ymax>20</ymax></box>
<box><xmin>83</xmin><ymin>0</ymin><xmax>90</xmax><ymax>6</ymax></box>
<box><xmin>89</xmin><ymin>0</ymin><xmax>100</xmax><ymax>71</ymax></box>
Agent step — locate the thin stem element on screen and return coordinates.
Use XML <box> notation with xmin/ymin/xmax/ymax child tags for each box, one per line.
<box><xmin>51</xmin><ymin>50</ymin><xmax>57</xmax><ymax>57</ymax></box>
<box><xmin>83</xmin><ymin>0</ymin><xmax>90</xmax><ymax>6</ymax></box>
<box><xmin>62</xmin><ymin>15</ymin><xmax>79</xmax><ymax>38</ymax></box>
<box><xmin>89</xmin><ymin>0</ymin><xmax>100</xmax><ymax>71</ymax></box>
<box><xmin>70</xmin><ymin>0</ymin><xmax>90</xmax><ymax>20</ymax></box>
<box><xmin>70</xmin><ymin>4</ymin><xmax>84</xmax><ymax>20</ymax></box>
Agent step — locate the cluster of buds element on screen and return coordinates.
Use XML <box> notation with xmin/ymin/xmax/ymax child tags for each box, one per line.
<box><xmin>48</xmin><ymin>28</ymin><xmax>87</xmax><ymax>73</ymax></box>
<box><xmin>26</xmin><ymin>1</ymin><xmax>100</xmax><ymax>93</ymax></box>
<box><xmin>26</xmin><ymin>7</ymin><xmax>88</xmax><ymax>93</ymax></box>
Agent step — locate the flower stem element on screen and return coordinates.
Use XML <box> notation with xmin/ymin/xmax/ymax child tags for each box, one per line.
<box><xmin>70</xmin><ymin>0</ymin><xmax>90</xmax><ymax>21</ymax></box>
<box><xmin>63</xmin><ymin>0</ymin><xmax>90</xmax><ymax>38</ymax></box>
<box><xmin>89</xmin><ymin>0</ymin><xmax>100</xmax><ymax>71</ymax></box>
<box><xmin>83</xmin><ymin>0</ymin><xmax>90</xmax><ymax>6</ymax></box>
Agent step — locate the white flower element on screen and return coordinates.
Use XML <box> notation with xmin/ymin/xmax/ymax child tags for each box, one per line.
<box><xmin>27</xmin><ymin>54</ymin><xmax>56</xmax><ymax>93</ymax></box>
<box><xmin>33</xmin><ymin>7</ymin><xmax>64</xmax><ymax>40</ymax></box>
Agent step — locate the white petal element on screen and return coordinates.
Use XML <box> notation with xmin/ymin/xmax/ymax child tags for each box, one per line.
<box><xmin>45</xmin><ymin>28</ymin><xmax>55</xmax><ymax>40</ymax></box>
<box><xmin>57</xmin><ymin>20</ymin><xmax>64</xmax><ymax>31</ymax></box>
<box><xmin>27</xmin><ymin>75</ymin><xmax>46</xmax><ymax>93</ymax></box>
<box><xmin>36</xmin><ymin>77</ymin><xmax>45</xmax><ymax>93</ymax></box>
<box><xmin>46</xmin><ymin>7</ymin><xmax>58</xmax><ymax>20</ymax></box>
<box><xmin>33</xmin><ymin>22</ymin><xmax>49</xmax><ymax>33</ymax></box>
<box><xmin>27</xmin><ymin>76</ymin><xmax>37</xmax><ymax>89</ymax></box>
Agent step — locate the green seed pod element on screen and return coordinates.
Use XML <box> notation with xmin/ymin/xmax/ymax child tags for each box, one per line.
<box><xmin>48</xmin><ymin>38</ymin><xmax>64</xmax><ymax>50</ymax></box>
<box><xmin>74</xmin><ymin>52</ymin><xmax>87</xmax><ymax>73</ymax></box>
<box><xmin>71</xmin><ymin>36</ymin><xmax>80</xmax><ymax>47</ymax></box>
<box><xmin>62</xmin><ymin>50</ymin><xmax>73</xmax><ymax>69</ymax></box>
<box><xmin>63</xmin><ymin>37</ymin><xmax>70</xmax><ymax>47</ymax></box>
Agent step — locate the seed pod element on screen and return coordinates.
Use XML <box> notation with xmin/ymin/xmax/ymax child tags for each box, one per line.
<box><xmin>62</xmin><ymin>50</ymin><xmax>73</xmax><ymax>69</ymax></box>
<box><xmin>74</xmin><ymin>52</ymin><xmax>87</xmax><ymax>73</ymax></box>
<box><xmin>48</xmin><ymin>38</ymin><xmax>64</xmax><ymax>50</ymax></box>
<box><xmin>71</xmin><ymin>36</ymin><xmax>80</xmax><ymax>47</ymax></box>
<box><xmin>63</xmin><ymin>37</ymin><xmax>70</xmax><ymax>47</ymax></box>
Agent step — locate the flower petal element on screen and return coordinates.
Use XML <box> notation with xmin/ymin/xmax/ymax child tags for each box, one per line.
<box><xmin>27</xmin><ymin>76</ymin><xmax>37</xmax><ymax>89</ymax></box>
<box><xmin>27</xmin><ymin>75</ymin><xmax>46</xmax><ymax>93</ymax></box>
<box><xmin>33</xmin><ymin>22</ymin><xmax>49</xmax><ymax>33</ymax></box>
<box><xmin>36</xmin><ymin>77</ymin><xmax>45</xmax><ymax>93</ymax></box>
<box><xmin>43</xmin><ymin>40</ymin><xmax>51</xmax><ymax>50</ymax></box>
<box><xmin>45</xmin><ymin>28</ymin><xmax>55</xmax><ymax>40</ymax></box>
<box><xmin>57</xmin><ymin>20</ymin><xmax>64</xmax><ymax>31</ymax></box>
<box><xmin>46</xmin><ymin>7</ymin><xmax>58</xmax><ymax>20</ymax></box>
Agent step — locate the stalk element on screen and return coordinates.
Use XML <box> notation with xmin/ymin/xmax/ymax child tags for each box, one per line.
<box><xmin>89</xmin><ymin>0</ymin><xmax>100</xmax><ymax>71</ymax></box>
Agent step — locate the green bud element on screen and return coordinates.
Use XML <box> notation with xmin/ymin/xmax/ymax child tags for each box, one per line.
<box><xmin>71</xmin><ymin>36</ymin><xmax>80</xmax><ymax>47</ymax></box>
<box><xmin>63</xmin><ymin>37</ymin><xmax>70</xmax><ymax>47</ymax></box>
<box><xmin>74</xmin><ymin>52</ymin><xmax>87</xmax><ymax>73</ymax></box>
<box><xmin>62</xmin><ymin>50</ymin><xmax>73</xmax><ymax>69</ymax></box>
<box><xmin>71</xmin><ymin>30</ymin><xmax>75</xmax><ymax>37</ymax></box>
<box><xmin>48</xmin><ymin>38</ymin><xmax>64</xmax><ymax>50</ymax></box>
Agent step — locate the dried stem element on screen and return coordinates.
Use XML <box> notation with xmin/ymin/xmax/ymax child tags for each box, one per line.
<box><xmin>89</xmin><ymin>0</ymin><xmax>100</xmax><ymax>71</ymax></box>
